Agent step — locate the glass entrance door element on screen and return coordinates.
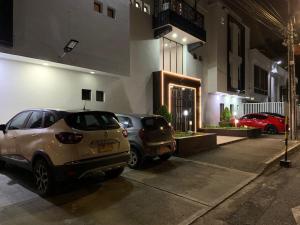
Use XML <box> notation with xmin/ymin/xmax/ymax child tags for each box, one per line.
<box><xmin>170</xmin><ymin>85</ymin><xmax>195</xmax><ymax>131</ymax></box>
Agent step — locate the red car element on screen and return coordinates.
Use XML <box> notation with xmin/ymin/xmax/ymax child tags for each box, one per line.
<box><xmin>234</xmin><ymin>113</ymin><xmax>286</xmax><ymax>134</ymax></box>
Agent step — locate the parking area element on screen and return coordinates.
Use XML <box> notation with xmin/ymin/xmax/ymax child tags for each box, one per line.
<box><xmin>0</xmin><ymin>136</ymin><xmax>299</xmax><ymax>225</ymax></box>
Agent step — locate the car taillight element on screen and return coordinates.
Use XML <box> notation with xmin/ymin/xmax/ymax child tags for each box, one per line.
<box><xmin>122</xmin><ymin>129</ymin><xmax>128</xmax><ymax>138</ymax></box>
<box><xmin>55</xmin><ymin>132</ymin><xmax>83</xmax><ymax>144</ymax></box>
<box><xmin>139</xmin><ymin>129</ymin><xmax>145</xmax><ymax>141</ymax></box>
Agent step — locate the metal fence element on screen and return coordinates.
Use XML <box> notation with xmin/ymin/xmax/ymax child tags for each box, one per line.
<box><xmin>238</xmin><ymin>102</ymin><xmax>285</xmax><ymax>117</ymax></box>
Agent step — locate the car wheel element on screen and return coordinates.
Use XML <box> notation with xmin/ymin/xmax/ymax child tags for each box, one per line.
<box><xmin>105</xmin><ymin>167</ymin><xmax>124</xmax><ymax>179</ymax></box>
<box><xmin>266</xmin><ymin>125</ymin><xmax>278</xmax><ymax>134</ymax></box>
<box><xmin>128</xmin><ymin>148</ymin><xmax>143</xmax><ymax>169</ymax></box>
<box><xmin>159</xmin><ymin>153</ymin><xmax>172</xmax><ymax>161</ymax></box>
<box><xmin>33</xmin><ymin>159</ymin><xmax>53</xmax><ymax>196</ymax></box>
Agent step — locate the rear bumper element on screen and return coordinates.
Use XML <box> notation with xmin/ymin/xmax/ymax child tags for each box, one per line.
<box><xmin>53</xmin><ymin>152</ymin><xmax>130</xmax><ymax>181</ymax></box>
<box><xmin>143</xmin><ymin>141</ymin><xmax>176</xmax><ymax>157</ymax></box>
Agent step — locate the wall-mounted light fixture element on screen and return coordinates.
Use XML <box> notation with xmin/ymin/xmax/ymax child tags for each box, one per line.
<box><xmin>61</xmin><ymin>39</ymin><xmax>79</xmax><ymax>58</ymax></box>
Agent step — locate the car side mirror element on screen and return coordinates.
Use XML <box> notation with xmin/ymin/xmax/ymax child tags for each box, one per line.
<box><xmin>0</xmin><ymin>124</ymin><xmax>6</xmax><ymax>134</ymax></box>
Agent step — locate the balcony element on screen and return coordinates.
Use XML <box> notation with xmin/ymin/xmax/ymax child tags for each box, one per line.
<box><xmin>153</xmin><ymin>0</ymin><xmax>206</xmax><ymax>43</ymax></box>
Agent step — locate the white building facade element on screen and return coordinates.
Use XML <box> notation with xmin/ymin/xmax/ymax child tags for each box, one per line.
<box><xmin>0</xmin><ymin>0</ymin><xmax>287</xmax><ymax>128</ymax></box>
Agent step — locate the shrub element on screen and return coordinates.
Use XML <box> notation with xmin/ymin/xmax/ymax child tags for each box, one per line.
<box><xmin>156</xmin><ymin>105</ymin><xmax>172</xmax><ymax>123</ymax></box>
<box><xmin>219</xmin><ymin>107</ymin><xmax>232</xmax><ymax>127</ymax></box>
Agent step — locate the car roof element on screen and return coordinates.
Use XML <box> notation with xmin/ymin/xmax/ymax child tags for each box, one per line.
<box><xmin>116</xmin><ymin>113</ymin><xmax>162</xmax><ymax>119</ymax></box>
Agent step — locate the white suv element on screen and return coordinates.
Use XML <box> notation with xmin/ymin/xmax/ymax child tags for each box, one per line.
<box><xmin>0</xmin><ymin>109</ymin><xmax>130</xmax><ymax>195</ymax></box>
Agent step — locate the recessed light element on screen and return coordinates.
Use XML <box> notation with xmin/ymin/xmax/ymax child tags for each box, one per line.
<box><xmin>90</xmin><ymin>71</ymin><xmax>95</xmax><ymax>74</ymax></box>
<box><xmin>172</xmin><ymin>33</ymin><xmax>178</xmax><ymax>39</ymax></box>
<box><xmin>182</xmin><ymin>38</ymin><xmax>187</xmax><ymax>42</ymax></box>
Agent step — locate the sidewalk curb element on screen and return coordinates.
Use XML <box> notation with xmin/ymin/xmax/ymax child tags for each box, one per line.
<box><xmin>179</xmin><ymin>141</ymin><xmax>300</xmax><ymax>225</ymax></box>
<box><xmin>217</xmin><ymin>137</ymin><xmax>247</xmax><ymax>146</ymax></box>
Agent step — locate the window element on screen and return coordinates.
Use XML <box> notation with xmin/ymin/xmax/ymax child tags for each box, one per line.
<box><xmin>94</xmin><ymin>1</ymin><xmax>103</xmax><ymax>13</ymax></box>
<box><xmin>0</xmin><ymin>0</ymin><xmax>13</xmax><ymax>47</ymax></box>
<box><xmin>141</xmin><ymin>117</ymin><xmax>169</xmax><ymax>131</ymax></box>
<box><xmin>82</xmin><ymin>89</ymin><xmax>92</xmax><ymax>101</ymax></box>
<box><xmin>96</xmin><ymin>91</ymin><xmax>105</xmax><ymax>102</ymax></box>
<box><xmin>26</xmin><ymin>111</ymin><xmax>43</xmax><ymax>129</ymax></box>
<box><xmin>238</xmin><ymin>32</ymin><xmax>242</xmax><ymax>56</ymax></box>
<box><xmin>254</xmin><ymin>65</ymin><xmax>268</xmax><ymax>95</ymax></box>
<box><xmin>161</xmin><ymin>37</ymin><xmax>183</xmax><ymax>74</ymax></box>
<box><xmin>220</xmin><ymin>103</ymin><xmax>224</xmax><ymax>121</ymax></box>
<box><xmin>107</xmin><ymin>7</ymin><xmax>116</xmax><ymax>19</ymax></box>
<box><xmin>118</xmin><ymin>116</ymin><xmax>133</xmax><ymax>128</ymax></box>
<box><xmin>230</xmin><ymin>104</ymin><xmax>234</xmax><ymax>115</ymax></box>
<box><xmin>65</xmin><ymin>112</ymin><xmax>120</xmax><ymax>131</ymax></box>
<box><xmin>228</xmin><ymin>25</ymin><xmax>232</xmax><ymax>52</ymax></box>
<box><xmin>43</xmin><ymin>112</ymin><xmax>57</xmax><ymax>128</ymax></box>
<box><xmin>8</xmin><ymin>112</ymin><xmax>31</xmax><ymax>130</ymax></box>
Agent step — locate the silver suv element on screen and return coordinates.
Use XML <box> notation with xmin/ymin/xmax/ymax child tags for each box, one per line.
<box><xmin>116</xmin><ymin>114</ymin><xmax>176</xmax><ymax>169</ymax></box>
<box><xmin>0</xmin><ymin>109</ymin><xmax>130</xmax><ymax>195</ymax></box>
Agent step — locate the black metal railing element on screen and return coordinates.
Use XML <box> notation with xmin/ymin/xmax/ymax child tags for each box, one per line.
<box><xmin>153</xmin><ymin>0</ymin><xmax>206</xmax><ymax>42</ymax></box>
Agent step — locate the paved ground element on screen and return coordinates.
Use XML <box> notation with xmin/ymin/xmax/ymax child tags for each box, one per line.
<box><xmin>217</xmin><ymin>136</ymin><xmax>246</xmax><ymax>146</ymax></box>
<box><xmin>0</xmin><ymin>135</ymin><xmax>299</xmax><ymax>225</ymax></box>
<box><xmin>193</xmin><ymin>145</ymin><xmax>300</xmax><ymax>225</ymax></box>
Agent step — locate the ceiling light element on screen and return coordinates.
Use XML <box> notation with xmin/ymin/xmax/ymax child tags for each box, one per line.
<box><xmin>90</xmin><ymin>71</ymin><xmax>95</xmax><ymax>74</ymax></box>
<box><xmin>172</xmin><ymin>33</ymin><xmax>178</xmax><ymax>39</ymax></box>
<box><xmin>276</xmin><ymin>60</ymin><xmax>282</xmax><ymax>65</ymax></box>
<box><xmin>164</xmin><ymin>43</ymin><xmax>168</xmax><ymax>47</ymax></box>
<box><xmin>182</xmin><ymin>38</ymin><xmax>187</xmax><ymax>42</ymax></box>
<box><xmin>42</xmin><ymin>63</ymin><xmax>49</xmax><ymax>66</ymax></box>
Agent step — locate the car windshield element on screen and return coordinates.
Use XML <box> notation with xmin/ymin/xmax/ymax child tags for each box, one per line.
<box><xmin>142</xmin><ymin>117</ymin><xmax>169</xmax><ymax>130</ymax></box>
<box><xmin>65</xmin><ymin>112</ymin><xmax>120</xmax><ymax>131</ymax></box>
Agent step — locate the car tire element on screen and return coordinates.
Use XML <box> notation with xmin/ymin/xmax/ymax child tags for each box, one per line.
<box><xmin>159</xmin><ymin>153</ymin><xmax>172</xmax><ymax>161</ymax></box>
<box><xmin>266</xmin><ymin>125</ymin><xmax>278</xmax><ymax>134</ymax></box>
<box><xmin>33</xmin><ymin>159</ymin><xmax>54</xmax><ymax>196</ymax></box>
<box><xmin>128</xmin><ymin>148</ymin><xmax>143</xmax><ymax>169</ymax></box>
<box><xmin>105</xmin><ymin>167</ymin><xmax>124</xmax><ymax>179</ymax></box>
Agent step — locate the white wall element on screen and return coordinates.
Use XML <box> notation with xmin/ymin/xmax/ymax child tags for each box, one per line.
<box><xmin>249</xmin><ymin>49</ymin><xmax>287</xmax><ymax>102</ymax></box>
<box><xmin>0</xmin><ymin>0</ymin><xmax>130</xmax><ymax>76</ymax></box>
<box><xmin>205</xmin><ymin>93</ymin><xmax>242</xmax><ymax>126</ymax></box>
<box><xmin>0</xmin><ymin>3</ymin><xmax>160</xmax><ymax>124</ymax></box>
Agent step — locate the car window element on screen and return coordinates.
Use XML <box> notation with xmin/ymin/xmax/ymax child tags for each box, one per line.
<box><xmin>26</xmin><ymin>111</ymin><xmax>43</xmax><ymax>129</ymax></box>
<box><xmin>43</xmin><ymin>112</ymin><xmax>57</xmax><ymax>128</ymax></box>
<box><xmin>8</xmin><ymin>111</ymin><xmax>31</xmax><ymax>130</ymax></box>
<box><xmin>254</xmin><ymin>115</ymin><xmax>267</xmax><ymax>120</ymax></box>
<box><xmin>65</xmin><ymin>112</ymin><xmax>120</xmax><ymax>131</ymax></box>
<box><xmin>118</xmin><ymin>116</ymin><xmax>133</xmax><ymax>128</ymax></box>
<box><xmin>142</xmin><ymin>117</ymin><xmax>169</xmax><ymax>130</ymax></box>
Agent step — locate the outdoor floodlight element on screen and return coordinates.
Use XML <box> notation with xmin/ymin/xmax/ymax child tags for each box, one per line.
<box><xmin>64</xmin><ymin>39</ymin><xmax>79</xmax><ymax>53</ymax></box>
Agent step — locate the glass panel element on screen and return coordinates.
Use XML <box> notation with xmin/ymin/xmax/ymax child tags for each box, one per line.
<box><xmin>8</xmin><ymin>112</ymin><xmax>31</xmax><ymax>130</ymax></box>
<box><xmin>170</xmin><ymin>86</ymin><xmax>195</xmax><ymax>131</ymax></box>
<box><xmin>177</xmin><ymin>44</ymin><xmax>183</xmax><ymax>74</ymax></box>
<box><xmin>26</xmin><ymin>111</ymin><xmax>43</xmax><ymax>129</ymax></box>
<box><xmin>170</xmin><ymin>41</ymin><xmax>177</xmax><ymax>73</ymax></box>
<box><xmin>163</xmin><ymin>38</ymin><xmax>171</xmax><ymax>71</ymax></box>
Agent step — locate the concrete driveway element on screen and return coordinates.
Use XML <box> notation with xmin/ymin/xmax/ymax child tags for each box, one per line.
<box><xmin>0</xmin><ymin>136</ymin><xmax>299</xmax><ymax>225</ymax></box>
